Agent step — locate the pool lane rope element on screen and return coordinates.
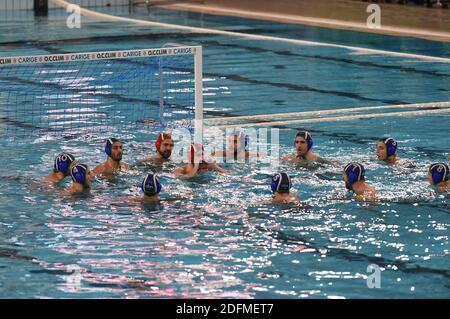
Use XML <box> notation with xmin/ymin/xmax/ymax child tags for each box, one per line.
<box><xmin>204</xmin><ymin>101</ymin><xmax>450</xmax><ymax>122</ymax></box>
<box><xmin>211</xmin><ymin>107</ymin><xmax>450</xmax><ymax>129</ymax></box>
<box><xmin>51</xmin><ymin>0</ymin><xmax>450</xmax><ymax>63</ymax></box>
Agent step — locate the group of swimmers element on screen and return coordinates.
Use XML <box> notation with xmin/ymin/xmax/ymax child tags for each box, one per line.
<box><xmin>43</xmin><ymin>131</ymin><xmax>450</xmax><ymax>204</ymax></box>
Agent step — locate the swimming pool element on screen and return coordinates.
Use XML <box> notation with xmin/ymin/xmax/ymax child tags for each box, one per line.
<box><xmin>0</xmin><ymin>6</ymin><xmax>449</xmax><ymax>298</ymax></box>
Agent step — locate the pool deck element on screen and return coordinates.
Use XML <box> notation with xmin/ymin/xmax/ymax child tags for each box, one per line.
<box><xmin>158</xmin><ymin>0</ymin><xmax>450</xmax><ymax>42</ymax></box>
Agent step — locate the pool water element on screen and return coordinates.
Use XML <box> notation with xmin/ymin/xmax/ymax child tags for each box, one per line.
<box><xmin>0</xmin><ymin>6</ymin><xmax>449</xmax><ymax>298</ymax></box>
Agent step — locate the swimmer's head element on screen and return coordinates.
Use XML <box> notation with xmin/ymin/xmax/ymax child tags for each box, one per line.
<box><xmin>141</xmin><ymin>173</ymin><xmax>162</xmax><ymax>196</ymax></box>
<box><xmin>155</xmin><ymin>133</ymin><xmax>174</xmax><ymax>159</ymax></box>
<box><xmin>70</xmin><ymin>164</ymin><xmax>93</xmax><ymax>188</ymax></box>
<box><xmin>377</xmin><ymin>137</ymin><xmax>397</xmax><ymax>160</ymax></box>
<box><xmin>295</xmin><ymin>131</ymin><xmax>313</xmax><ymax>156</ymax></box>
<box><xmin>428</xmin><ymin>163</ymin><xmax>449</xmax><ymax>185</ymax></box>
<box><xmin>105</xmin><ymin>138</ymin><xmax>123</xmax><ymax>162</ymax></box>
<box><xmin>188</xmin><ymin>143</ymin><xmax>204</xmax><ymax>163</ymax></box>
<box><xmin>229</xmin><ymin>131</ymin><xmax>249</xmax><ymax>154</ymax></box>
<box><xmin>343</xmin><ymin>162</ymin><xmax>365</xmax><ymax>190</ymax></box>
<box><xmin>271</xmin><ymin>173</ymin><xmax>292</xmax><ymax>194</ymax></box>
<box><xmin>53</xmin><ymin>152</ymin><xmax>76</xmax><ymax>176</ymax></box>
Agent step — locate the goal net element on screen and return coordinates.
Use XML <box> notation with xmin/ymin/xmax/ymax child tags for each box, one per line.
<box><xmin>0</xmin><ymin>45</ymin><xmax>203</xmax><ymax>142</ymax></box>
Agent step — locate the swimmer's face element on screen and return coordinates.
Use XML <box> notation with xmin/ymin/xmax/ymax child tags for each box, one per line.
<box><xmin>295</xmin><ymin>136</ymin><xmax>308</xmax><ymax>155</ymax></box>
<box><xmin>376</xmin><ymin>142</ymin><xmax>387</xmax><ymax>160</ymax></box>
<box><xmin>159</xmin><ymin>139</ymin><xmax>174</xmax><ymax>159</ymax></box>
<box><xmin>342</xmin><ymin>173</ymin><xmax>353</xmax><ymax>191</ymax></box>
<box><xmin>111</xmin><ymin>142</ymin><xmax>123</xmax><ymax>161</ymax></box>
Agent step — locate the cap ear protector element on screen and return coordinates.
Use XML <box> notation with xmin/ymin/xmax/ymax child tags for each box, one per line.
<box><xmin>295</xmin><ymin>131</ymin><xmax>313</xmax><ymax>151</ymax></box>
<box><xmin>71</xmin><ymin>164</ymin><xmax>88</xmax><ymax>185</ymax></box>
<box><xmin>189</xmin><ymin>143</ymin><xmax>204</xmax><ymax>163</ymax></box>
<box><xmin>271</xmin><ymin>173</ymin><xmax>292</xmax><ymax>193</ymax></box>
<box><xmin>105</xmin><ymin>138</ymin><xmax>119</xmax><ymax>157</ymax></box>
<box><xmin>380</xmin><ymin>137</ymin><xmax>397</xmax><ymax>158</ymax></box>
<box><xmin>155</xmin><ymin>133</ymin><xmax>172</xmax><ymax>151</ymax></box>
<box><xmin>344</xmin><ymin>162</ymin><xmax>365</xmax><ymax>184</ymax></box>
<box><xmin>141</xmin><ymin>173</ymin><xmax>162</xmax><ymax>195</ymax></box>
<box><xmin>429</xmin><ymin>163</ymin><xmax>449</xmax><ymax>184</ymax></box>
<box><xmin>54</xmin><ymin>152</ymin><xmax>75</xmax><ymax>175</ymax></box>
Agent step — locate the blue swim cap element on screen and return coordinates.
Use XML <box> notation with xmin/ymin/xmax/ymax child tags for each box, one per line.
<box><xmin>380</xmin><ymin>137</ymin><xmax>397</xmax><ymax>157</ymax></box>
<box><xmin>271</xmin><ymin>173</ymin><xmax>292</xmax><ymax>193</ymax></box>
<box><xmin>141</xmin><ymin>173</ymin><xmax>162</xmax><ymax>196</ymax></box>
<box><xmin>105</xmin><ymin>138</ymin><xmax>120</xmax><ymax>157</ymax></box>
<box><xmin>429</xmin><ymin>163</ymin><xmax>449</xmax><ymax>184</ymax></box>
<box><xmin>296</xmin><ymin>131</ymin><xmax>313</xmax><ymax>151</ymax></box>
<box><xmin>54</xmin><ymin>152</ymin><xmax>75</xmax><ymax>175</ymax></box>
<box><xmin>344</xmin><ymin>162</ymin><xmax>365</xmax><ymax>184</ymax></box>
<box><xmin>71</xmin><ymin>164</ymin><xmax>88</xmax><ymax>185</ymax></box>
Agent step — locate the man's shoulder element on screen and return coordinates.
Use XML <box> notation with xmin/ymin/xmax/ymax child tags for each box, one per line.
<box><xmin>437</xmin><ymin>181</ymin><xmax>450</xmax><ymax>192</ymax></box>
<box><xmin>307</xmin><ymin>151</ymin><xmax>320</xmax><ymax>161</ymax></box>
<box><xmin>92</xmin><ymin>163</ymin><xmax>106</xmax><ymax>173</ymax></box>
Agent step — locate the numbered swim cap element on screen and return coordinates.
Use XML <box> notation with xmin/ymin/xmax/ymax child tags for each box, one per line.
<box><xmin>429</xmin><ymin>163</ymin><xmax>449</xmax><ymax>184</ymax></box>
<box><xmin>380</xmin><ymin>137</ymin><xmax>397</xmax><ymax>157</ymax></box>
<box><xmin>70</xmin><ymin>164</ymin><xmax>88</xmax><ymax>185</ymax></box>
<box><xmin>296</xmin><ymin>131</ymin><xmax>313</xmax><ymax>151</ymax></box>
<box><xmin>141</xmin><ymin>173</ymin><xmax>162</xmax><ymax>196</ymax></box>
<box><xmin>271</xmin><ymin>173</ymin><xmax>292</xmax><ymax>193</ymax></box>
<box><xmin>344</xmin><ymin>162</ymin><xmax>365</xmax><ymax>184</ymax></box>
<box><xmin>105</xmin><ymin>138</ymin><xmax>120</xmax><ymax>157</ymax></box>
<box><xmin>155</xmin><ymin>133</ymin><xmax>172</xmax><ymax>151</ymax></box>
<box><xmin>54</xmin><ymin>153</ymin><xmax>75</xmax><ymax>176</ymax></box>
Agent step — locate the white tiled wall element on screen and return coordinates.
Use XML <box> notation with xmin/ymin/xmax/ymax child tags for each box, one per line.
<box><xmin>0</xmin><ymin>0</ymin><xmax>130</xmax><ymax>10</ymax></box>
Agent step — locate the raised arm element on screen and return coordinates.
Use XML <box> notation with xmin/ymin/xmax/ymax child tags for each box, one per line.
<box><xmin>91</xmin><ymin>164</ymin><xmax>104</xmax><ymax>176</ymax></box>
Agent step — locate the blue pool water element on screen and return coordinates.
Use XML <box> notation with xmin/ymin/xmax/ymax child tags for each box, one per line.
<box><xmin>0</xmin><ymin>6</ymin><xmax>449</xmax><ymax>298</ymax></box>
